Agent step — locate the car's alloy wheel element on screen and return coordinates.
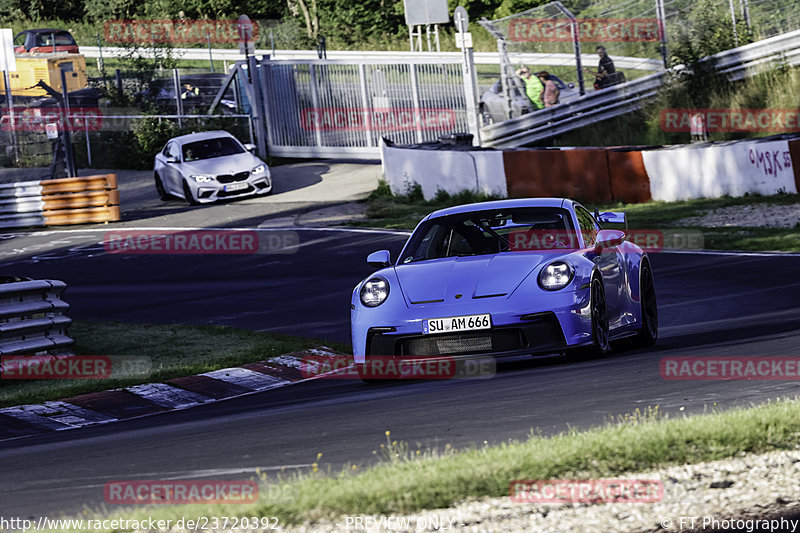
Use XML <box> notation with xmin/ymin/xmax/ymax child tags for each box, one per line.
<box><xmin>182</xmin><ymin>180</ymin><xmax>200</xmax><ymax>206</ymax></box>
<box><xmin>154</xmin><ymin>173</ymin><xmax>170</xmax><ymax>201</ymax></box>
<box><xmin>634</xmin><ymin>262</ymin><xmax>658</xmax><ymax>347</ymax></box>
<box><xmin>590</xmin><ymin>278</ymin><xmax>611</xmax><ymax>356</ymax></box>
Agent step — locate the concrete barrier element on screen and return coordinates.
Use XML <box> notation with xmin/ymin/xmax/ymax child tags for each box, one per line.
<box><xmin>381</xmin><ymin>135</ymin><xmax>800</xmax><ymax>205</ymax></box>
<box><xmin>788</xmin><ymin>138</ymin><xmax>800</xmax><ymax>193</ymax></box>
<box><xmin>381</xmin><ymin>143</ymin><xmax>507</xmax><ymax>200</ymax></box>
<box><xmin>503</xmin><ymin>148</ymin><xmax>613</xmax><ymax>203</ymax></box>
<box><xmin>607</xmin><ymin>150</ymin><xmax>652</xmax><ymax>203</ymax></box>
<box><xmin>643</xmin><ymin>139</ymin><xmax>797</xmax><ymax>201</ymax></box>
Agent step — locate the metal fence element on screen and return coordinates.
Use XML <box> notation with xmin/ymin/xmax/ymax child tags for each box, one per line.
<box><xmin>260</xmin><ymin>57</ymin><xmax>471</xmax><ymax>158</ymax></box>
<box><xmin>0</xmin><ymin>278</ymin><xmax>73</xmax><ymax>356</ymax></box>
<box><xmin>480</xmin><ymin>28</ymin><xmax>800</xmax><ymax>148</ymax></box>
<box><xmin>1</xmin><ymin>113</ymin><xmax>254</xmax><ymax>170</ymax></box>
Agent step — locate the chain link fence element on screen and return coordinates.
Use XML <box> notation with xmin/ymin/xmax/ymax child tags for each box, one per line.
<box><xmin>1</xmin><ymin>114</ymin><xmax>253</xmax><ymax>171</ymax></box>
<box><xmin>481</xmin><ymin>0</ymin><xmax>800</xmax><ymax>90</ymax></box>
<box><xmin>1</xmin><ymin>64</ymin><xmax>251</xmax><ymax>170</ymax></box>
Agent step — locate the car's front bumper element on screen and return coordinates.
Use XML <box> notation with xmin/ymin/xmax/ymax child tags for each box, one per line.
<box><xmin>191</xmin><ymin>173</ymin><xmax>272</xmax><ymax>203</ymax></box>
<box><xmin>351</xmin><ymin>288</ymin><xmax>594</xmax><ymax>363</ymax></box>
<box><xmin>366</xmin><ymin>312</ymin><xmax>566</xmax><ymax>358</ymax></box>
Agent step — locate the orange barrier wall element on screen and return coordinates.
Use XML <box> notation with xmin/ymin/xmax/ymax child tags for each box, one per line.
<box><xmin>503</xmin><ymin>149</ymin><xmax>613</xmax><ymax>203</ymax></box>
<box><xmin>44</xmin><ymin>205</ymin><xmax>121</xmax><ymax>226</ymax></box>
<box><xmin>40</xmin><ymin>174</ymin><xmax>118</xmax><ymax>195</ymax></box>
<box><xmin>606</xmin><ymin>150</ymin><xmax>652</xmax><ymax>203</ymax></box>
<box><xmin>789</xmin><ymin>139</ymin><xmax>800</xmax><ymax>194</ymax></box>
<box><xmin>41</xmin><ymin>174</ymin><xmax>120</xmax><ymax>227</ymax></box>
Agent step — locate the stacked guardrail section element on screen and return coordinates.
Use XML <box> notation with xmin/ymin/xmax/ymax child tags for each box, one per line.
<box><xmin>0</xmin><ymin>278</ymin><xmax>73</xmax><ymax>356</ymax></box>
<box><xmin>0</xmin><ymin>174</ymin><xmax>120</xmax><ymax>229</ymax></box>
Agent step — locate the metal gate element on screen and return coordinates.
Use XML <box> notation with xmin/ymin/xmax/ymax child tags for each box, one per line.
<box><xmin>259</xmin><ymin>57</ymin><xmax>472</xmax><ymax>159</ymax></box>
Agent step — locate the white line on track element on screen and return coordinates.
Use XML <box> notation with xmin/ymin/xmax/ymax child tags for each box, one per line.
<box><xmin>9</xmin><ymin>226</ymin><xmax>413</xmax><ymax>237</ymax></box>
<box><xmin>7</xmin><ymin>227</ymin><xmax>800</xmax><ymax>256</ymax></box>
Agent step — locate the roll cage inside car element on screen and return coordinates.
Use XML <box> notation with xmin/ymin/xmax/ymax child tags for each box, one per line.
<box><xmin>399</xmin><ymin>206</ymin><xmax>580</xmax><ymax>264</ymax></box>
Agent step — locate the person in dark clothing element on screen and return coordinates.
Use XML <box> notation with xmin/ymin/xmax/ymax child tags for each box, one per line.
<box><xmin>584</xmin><ymin>46</ymin><xmax>618</xmax><ymax>90</ymax></box>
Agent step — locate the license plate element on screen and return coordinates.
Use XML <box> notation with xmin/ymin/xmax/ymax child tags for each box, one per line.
<box><xmin>423</xmin><ymin>314</ymin><xmax>491</xmax><ymax>335</ymax></box>
<box><xmin>224</xmin><ymin>182</ymin><xmax>248</xmax><ymax>192</ymax></box>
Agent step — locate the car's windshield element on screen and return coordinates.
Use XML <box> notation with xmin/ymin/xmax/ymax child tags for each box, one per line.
<box><xmin>35</xmin><ymin>32</ymin><xmax>76</xmax><ymax>47</ymax></box>
<box><xmin>400</xmin><ymin>207</ymin><xmax>576</xmax><ymax>264</ymax></box>
<box><xmin>182</xmin><ymin>137</ymin><xmax>245</xmax><ymax>162</ymax></box>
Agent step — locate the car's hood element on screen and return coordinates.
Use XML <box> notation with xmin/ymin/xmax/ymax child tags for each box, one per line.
<box><xmin>181</xmin><ymin>153</ymin><xmax>262</xmax><ymax>175</ymax></box>
<box><xmin>394</xmin><ymin>253</ymin><xmax>553</xmax><ymax>304</ymax></box>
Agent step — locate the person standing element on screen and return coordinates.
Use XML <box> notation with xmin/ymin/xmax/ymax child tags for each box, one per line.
<box><xmin>536</xmin><ymin>71</ymin><xmax>560</xmax><ymax>107</ymax></box>
<box><xmin>516</xmin><ymin>66</ymin><xmax>544</xmax><ymax>110</ymax></box>
<box><xmin>181</xmin><ymin>83</ymin><xmax>200</xmax><ymax>101</ymax></box>
<box><xmin>584</xmin><ymin>46</ymin><xmax>617</xmax><ymax>90</ymax></box>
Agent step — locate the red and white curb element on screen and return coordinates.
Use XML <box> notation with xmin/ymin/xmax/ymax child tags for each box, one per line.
<box><xmin>0</xmin><ymin>346</ymin><xmax>348</xmax><ymax>442</ymax></box>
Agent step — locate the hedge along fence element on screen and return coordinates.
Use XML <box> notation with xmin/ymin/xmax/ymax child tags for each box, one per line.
<box><xmin>0</xmin><ymin>174</ymin><xmax>120</xmax><ymax>229</ymax></box>
<box><xmin>381</xmin><ymin>136</ymin><xmax>800</xmax><ymax>203</ymax></box>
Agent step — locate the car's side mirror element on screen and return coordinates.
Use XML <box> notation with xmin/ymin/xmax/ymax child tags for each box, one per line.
<box><xmin>594</xmin><ymin>229</ymin><xmax>626</xmax><ymax>253</ymax></box>
<box><xmin>366</xmin><ymin>250</ymin><xmax>391</xmax><ymax>268</ymax></box>
<box><xmin>243</xmin><ymin>143</ymin><xmax>256</xmax><ymax>152</ymax></box>
<box><xmin>165</xmin><ymin>157</ymin><xmax>179</xmax><ymax>164</ymax></box>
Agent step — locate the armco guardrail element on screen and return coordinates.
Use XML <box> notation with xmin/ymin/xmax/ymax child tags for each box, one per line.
<box><xmin>0</xmin><ymin>174</ymin><xmax>120</xmax><ymax>229</ymax></box>
<box><xmin>79</xmin><ymin>47</ymin><xmax>663</xmax><ymax>71</ymax></box>
<box><xmin>482</xmin><ymin>29</ymin><xmax>800</xmax><ymax>148</ymax></box>
<box><xmin>0</xmin><ymin>278</ymin><xmax>73</xmax><ymax>356</ymax></box>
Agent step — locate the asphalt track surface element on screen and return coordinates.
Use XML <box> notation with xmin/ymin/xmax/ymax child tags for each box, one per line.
<box><xmin>1</xmin><ymin>228</ymin><xmax>800</xmax><ymax>520</ymax></box>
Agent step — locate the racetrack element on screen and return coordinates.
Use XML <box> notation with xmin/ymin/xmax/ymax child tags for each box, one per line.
<box><xmin>1</xmin><ymin>226</ymin><xmax>799</xmax><ymax>519</ymax></box>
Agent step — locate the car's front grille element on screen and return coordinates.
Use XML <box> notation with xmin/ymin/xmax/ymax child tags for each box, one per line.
<box><xmin>218</xmin><ymin>185</ymin><xmax>255</xmax><ymax>197</ymax></box>
<box><xmin>398</xmin><ymin>329</ymin><xmax>523</xmax><ymax>356</ymax></box>
<box><xmin>216</xmin><ymin>171</ymin><xmax>250</xmax><ymax>184</ymax></box>
<box><xmin>367</xmin><ymin>313</ymin><xmax>565</xmax><ymax>357</ymax></box>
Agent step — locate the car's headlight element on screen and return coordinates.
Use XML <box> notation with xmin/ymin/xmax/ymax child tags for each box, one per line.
<box><xmin>191</xmin><ymin>175</ymin><xmax>214</xmax><ymax>183</ymax></box>
<box><xmin>538</xmin><ymin>261</ymin><xmax>574</xmax><ymax>291</ymax></box>
<box><xmin>251</xmin><ymin>164</ymin><xmax>267</xmax><ymax>175</ymax></box>
<box><xmin>360</xmin><ymin>277</ymin><xmax>389</xmax><ymax>307</ymax></box>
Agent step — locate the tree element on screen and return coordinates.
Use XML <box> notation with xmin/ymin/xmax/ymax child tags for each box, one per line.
<box><xmin>288</xmin><ymin>0</ymin><xmax>319</xmax><ymax>39</ymax></box>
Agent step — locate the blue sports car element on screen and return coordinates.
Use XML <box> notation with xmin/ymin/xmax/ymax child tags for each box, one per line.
<box><xmin>350</xmin><ymin>198</ymin><xmax>657</xmax><ymax>381</ymax></box>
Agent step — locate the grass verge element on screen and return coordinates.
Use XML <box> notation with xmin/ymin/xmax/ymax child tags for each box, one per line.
<box><xmin>0</xmin><ymin>321</ymin><xmax>349</xmax><ymax>408</ymax></box>
<box><xmin>352</xmin><ymin>183</ymin><xmax>800</xmax><ymax>252</ymax></box>
<box><xmin>346</xmin><ymin>181</ymin><xmax>502</xmax><ymax>230</ymax></box>
<box><xmin>76</xmin><ymin>399</ymin><xmax>800</xmax><ymax>529</ymax></box>
<box><xmin>594</xmin><ymin>194</ymin><xmax>800</xmax><ymax>252</ymax></box>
